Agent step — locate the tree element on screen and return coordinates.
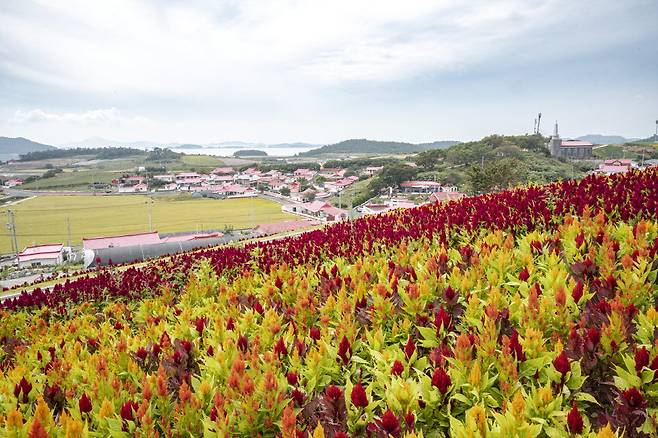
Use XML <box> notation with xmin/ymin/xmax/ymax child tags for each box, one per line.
<box><xmin>280</xmin><ymin>187</ymin><xmax>291</xmax><ymax>196</ymax></box>
<box><xmin>368</xmin><ymin>164</ymin><xmax>418</xmax><ymax>195</ymax></box>
<box><xmin>465</xmin><ymin>158</ymin><xmax>527</xmax><ymax>195</ymax></box>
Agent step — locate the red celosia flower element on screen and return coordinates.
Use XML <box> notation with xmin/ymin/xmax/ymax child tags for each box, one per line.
<box><xmin>274</xmin><ymin>337</ymin><xmax>288</xmax><ymax>357</ymax></box>
<box><xmin>120</xmin><ymin>400</ymin><xmax>138</xmax><ymax>422</ymax></box>
<box><xmin>287</xmin><ymin>372</ymin><xmax>298</xmax><ymax>386</ymax></box>
<box><xmin>334</xmin><ymin>433</ymin><xmax>348</xmax><ymax>438</ymax></box>
<box><xmin>209</xmin><ymin>406</ymin><xmax>218</xmax><ymax>421</ymax></box>
<box><xmin>572</xmin><ymin>281</ymin><xmax>584</xmax><ymax>303</ymax></box>
<box><xmin>337</xmin><ymin>336</ymin><xmax>351</xmax><ymax>365</ymax></box>
<box><xmin>226</xmin><ymin>318</ymin><xmax>235</xmax><ymax>331</ymax></box>
<box><xmin>194</xmin><ymin>317</ymin><xmax>207</xmax><ymax>335</ymax></box>
<box><xmin>431</xmin><ymin>367</ymin><xmax>451</xmax><ymax>394</ymax></box>
<box><xmin>206</xmin><ymin>345</ymin><xmax>214</xmax><ymax>356</ymax></box>
<box><xmin>404</xmin><ymin>337</ymin><xmax>415</xmax><ymax>360</ymax></box>
<box><xmin>509</xmin><ymin>329</ymin><xmax>525</xmax><ymax>361</ymax></box>
<box><xmin>237</xmin><ymin>335</ymin><xmax>249</xmax><ymax>352</ymax></box>
<box><xmin>378</xmin><ymin>409</ymin><xmax>401</xmax><ymax>437</ymax></box>
<box><xmin>566</xmin><ymin>403</ymin><xmax>583</xmax><ymax>434</ymax></box>
<box><xmin>405</xmin><ymin>410</ymin><xmax>415</xmax><ymax>429</ymax></box>
<box><xmin>585</xmin><ymin>327</ymin><xmax>600</xmax><ymax>347</ymax></box>
<box><xmin>444</xmin><ymin>286</ymin><xmax>458</xmax><ymax>305</ymax></box>
<box><xmin>519</xmin><ymin>267</ymin><xmax>530</xmax><ymax>282</ymax></box>
<box><xmin>435</xmin><ymin>306</ymin><xmax>451</xmax><ymax>331</ymax></box>
<box><xmin>291</xmin><ymin>388</ymin><xmax>305</xmax><ymax>406</ymax></box>
<box><xmin>326</xmin><ymin>385</ymin><xmax>343</xmax><ymax>402</ymax></box>
<box><xmin>309</xmin><ymin>327</ymin><xmax>321</xmax><ymax>341</ymax></box>
<box><xmin>553</xmin><ymin>351</ymin><xmax>570</xmax><ymax>376</ymax></box>
<box><xmin>391</xmin><ymin>360</ymin><xmax>404</xmax><ymax>376</ymax></box>
<box><xmin>135</xmin><ymin>347</ymin><xmax>148</xmax><ymax>361</ymax></box>
<box><xmin>79</xmin><ymin>393</ymin><xmax>93</xmax><ymax>414</ymax></box>
<box><xmin>635</xmin><ymin>346</ymin><xmax>650</xmax><ymax>373</ymax></box>
<box><xmin>351</xmin><ymin>382</ymin><xmax>368</xmax><ymax>408</ymax></box>
<box><xmin>621</xmin><ymin>387</ymin><xmax>647</xmax><ymax>409</ymax></box>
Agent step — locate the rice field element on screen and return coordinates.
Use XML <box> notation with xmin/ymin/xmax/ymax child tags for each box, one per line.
<box><xmin>0</xmin><ymin>195</ymin><xmax>294</xmax><ymax>254</ymax></box>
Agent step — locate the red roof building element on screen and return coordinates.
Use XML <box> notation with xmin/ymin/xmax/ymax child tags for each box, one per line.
<box><xmin>17</xmin><ymin>244</ymin><xmax>64</xmax><ymax>267</ymax></box>
<box><xmin>83</xmin><ymin>231</ymin><xmax>161</xmax><ymax>250</ymax></box>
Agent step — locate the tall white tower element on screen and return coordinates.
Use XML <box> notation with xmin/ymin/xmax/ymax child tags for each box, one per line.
<box><xmin>549</xmin><ymin>121</ymin><xmax>561</xmax><ymax>156</ymax></box>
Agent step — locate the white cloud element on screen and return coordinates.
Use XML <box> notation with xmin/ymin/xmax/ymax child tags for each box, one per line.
<box><xmin>9</xmin><ymin>108</ymin><xmax>149</xmax><ymax>126</ymax></box>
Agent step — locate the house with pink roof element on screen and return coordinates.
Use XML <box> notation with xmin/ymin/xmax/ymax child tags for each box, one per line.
<box><xmin>284</xmin><ymin>200</ymin><xmax>348</xmax><ymax>222</ymax></box>
<box><xmin>17</xmin><ymin>244</ymin><xmax>64</xmax><ymax>268</ymax></box>
<box><xmin>594</xmin><ymin>159</ymin><xmax>635</xmax><ymax>175</ymax></box>
<box><xmin>429</xmin><ymin>191</ymin><xmax>465</xmax><ymax>203</ymax></box>
<box><xmin>400</xmin><ymin>181</ymin><xmax>443</xmax><ymax>194</ymax></box>
<box><xmin>211</xmin><ymin>167</ymin><xmax>236</xmax><ymax>175</ymax></box>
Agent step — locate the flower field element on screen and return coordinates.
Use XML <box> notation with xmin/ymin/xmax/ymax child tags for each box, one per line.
<box><xmin>0</xmin><ymin>169</ymin><xmax>657</xmax><ymax>437</ymax></box>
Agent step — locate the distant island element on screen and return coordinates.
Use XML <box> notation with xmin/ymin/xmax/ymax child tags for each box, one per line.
<box><xmin>0</xmin><ymin>136</ymin><xmax>56</xmax><ymax>160</ymax></box>
<box><xmin>299</xmin><ymin>138</ymin><xmax>460</xmax><ymax>156</ymax></box>
<box><xmin>234</xmin><ymin>149</ymin><xmax>268</xmax><ymax>157</ymax></box>
<box><xmin>575</xmin><ymin>134</ymin><xmax>637</xmax><ymax>145</ymax></box>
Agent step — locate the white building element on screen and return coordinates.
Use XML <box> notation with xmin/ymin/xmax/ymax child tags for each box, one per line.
<box><xmin>17</xmin><ymin>244</ymin><xmax>64</xmax><ymax>268</ymax></box>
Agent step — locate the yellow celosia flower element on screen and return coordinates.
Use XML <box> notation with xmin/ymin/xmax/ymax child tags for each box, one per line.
<box><xmin>510</xmin><ymin>391</ymin><xmax>525</xmax><ymax>419</ymax></box>
<box><xmin>99</xmin><ymin>398</ymin><xmax>115</xmax><ymax>418</ymax></box>
<box><xmin>469</xmin><ymin>361</ymin><xmax>482</xmax><ymax>387</ymax></box>
<box><xmin>597</xmin><ymin>423</ymin><xmax>616</xmax><ymax>438</ymax></box>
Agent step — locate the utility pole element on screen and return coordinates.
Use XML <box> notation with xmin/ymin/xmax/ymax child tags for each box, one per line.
<box><xmin>7</xmin><ymin>210</ymin><xmax>18</xmax><ymax>257</ymax></box>
<box><xmin>65</xmin><ymin>216</ymin><xmax>71</xmax><ymax>247</ymax></box>
<box><xmin>147</xmin><ymin>198</ymin><xmax>153</xmax><ymax>232</ymax></box>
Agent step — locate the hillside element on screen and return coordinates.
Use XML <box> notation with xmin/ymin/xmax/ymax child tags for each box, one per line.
<box><xmin>300</xmin><ymin>138</ymin><xmax>460</xmax><ymax>156</ymax></box>
<box><xmin>0</xmin><ymin>136</ymin><xmax>56</xmax><ymax>160</ymax></box>
<box><xmin>0</xmin><ymin>169</ymin><xmax>656</xmax><ymax>436</ymax></box>
<box><xmin>575</xmin><ymin>134</ymin><xmax>636</xmax><ymax>144</ymax></box>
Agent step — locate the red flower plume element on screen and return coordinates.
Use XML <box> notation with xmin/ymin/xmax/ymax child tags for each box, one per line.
<box><xmin>351</xmin><ymin>382</ymin><xmax>368</xmax><ymax>408</ymax></box>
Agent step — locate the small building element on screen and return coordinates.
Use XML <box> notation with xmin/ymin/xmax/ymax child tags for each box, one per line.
<box><xmin>4</xmin><ymin>179</ymin><xmax>24</xmax><ymax>188</ymax></box>
<box><xmin>594</xmin><ymin>159</ymin><xmax>635</xmax><ymax>175</ymax></box>
<box><xmin>399</xmin><ymin>181</ymin><xmax>443</xmax><ymax>194</ymax></box>
<box><xmin>429</xmin><ymin>191</ymin><xmax>465</xmax><ymax>203</ymax></box>
<box><xmin>547</xmin><ymin>122</ymin><xmax>593</xmax><ymax>158</ymax></box>
<box><xmin>363</xmin><ymin>166</ymin><xmax>384</xmax><ymax>176</ymax></box>
<box><xmin>153</xmin><ymin>174</ymin><xmax>176</xmax><ymax>182</ymax></box>
<box><xmin>211</xmin><ymin>167</ymin><xmax>236</xmax><ymax>175</ymax></box>
<box><xmin>284</xmin><ymin>200</ymin><xmax>348</xmax><ymax>222</ymax></box>
<box><xmin>17</xmin><ymin>244</ymin><xmax>64</xmax><ymax>268</ymax></box>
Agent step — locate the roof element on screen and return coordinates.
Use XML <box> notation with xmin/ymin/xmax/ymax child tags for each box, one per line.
<box><xmin>19</xmin><ymin>244</ymin><xmax>63</xmax><ymax>256</ymax></box>
<box><xmin>603</xmin><ymin>159</ymin><xmax>633</xmax><ymax>166</ymax></box>
<box><xmin>177</xmin><ymin>172</ymin><xmax>201</xmax><ymax>178</ymax></box>
<box><xmin>561</xmin><ymin>140</ymin><xmax>593</xmax><ymax>147</ymax></box>
<box><xmin>597</xmin><ymin>165</ymin><xmax>630</xmax><ymax>174</ymax></box>
<box><xmin>400</xmin><ymin>180</ymin><xmax>442</xmax><ymax>188</ymax></box>
<box><xmin>429</xmin><ymin>192</ymin><xmax>465</xmax><ymax>203</ymax></box>
<box><xmin>255</xmin><ymin>219</ymin><xmax>320</xmax><ymax>235</ymax></box>
<box><xmin>83</xmin><ymin>231</ymin><xmax>161</xmax><ymax>250</ymax></box>
<box><xmin>211</xmin><ymin>167</ymin><xmax>235</xmax><ymax>174</ymax></box>
<box><xmin>304</xmin><ymin>200</ymin><xmax>331</xmax><ymax>213</ymax></box>
<box><xmin>161</xmin><ymin>232</ymin><xmax>223</xmax><ymax>243</ymax></box>
<box><xmin>321</xmin><ymin>205</ymin><xmax>348</xmax><ymax>217</ymax></box>
<box><xmin>18</xmin><ymin>244</ymin><xmax>63</xmax><ymax>262</ymax></box>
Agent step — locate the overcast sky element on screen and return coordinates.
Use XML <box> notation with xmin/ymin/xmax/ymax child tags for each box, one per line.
<box><xmin>1</xmin><ymin>0</ymin><xmax>657</xmax><ymax>146</ymax></box>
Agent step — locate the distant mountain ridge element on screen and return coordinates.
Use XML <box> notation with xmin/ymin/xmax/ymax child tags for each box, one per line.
<box><xmin>300</xmin><ymin>138</ymin><xmax>461</xmax><ymax>156</ymax></box>
<box><xmin>0</xmin><ymin>136</ymin><xmax>57</xmax><ymax>160</ymax></box>
<box><xmin>64</xmin><ymin>138</ymin><xmax>319</xmax><ymax>150</ymax></box>
<box><xmin>575</xmin><ymin>134</ymin><xmax>638</xmax><ymax>145</ymax></box>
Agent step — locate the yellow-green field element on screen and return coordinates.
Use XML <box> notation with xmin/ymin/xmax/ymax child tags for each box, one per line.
<box><xmin>0</xmin><ymin>195</ymin><xmax>294</xmax><ymax>254</ymax></box>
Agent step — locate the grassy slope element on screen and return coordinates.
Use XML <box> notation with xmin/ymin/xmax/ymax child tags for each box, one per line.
<box><xmin>0</xmin><ymin>195</ymin><xmax>294</xmax><ymax>253</ymax></box>
<box><xmin>18</xmin><ymin>155</ymin><xmax>225</xmax><ymax>190</ymax></box>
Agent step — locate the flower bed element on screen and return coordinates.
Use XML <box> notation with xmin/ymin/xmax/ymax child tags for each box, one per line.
<box><xmin>0</xmin><ymin>169</ymin><xmax>657</xmax><ymax>436</ymax></box>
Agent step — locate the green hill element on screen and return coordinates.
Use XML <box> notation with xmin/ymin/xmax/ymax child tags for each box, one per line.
<box><xmin>0</xmin><ymin>136</ymin><xmax>56</xmax><ymax>160</ymax></box>
<box><xmin>299</xmin><ymin>138</ymin><xmax>460</xmax><ymax>156</ymax></box>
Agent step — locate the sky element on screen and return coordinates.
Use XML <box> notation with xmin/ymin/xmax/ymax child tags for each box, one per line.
<box><xmin>1</xmin><ymin>0</ymin><xmax>657</xmax><ymax>146</ymax></box>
